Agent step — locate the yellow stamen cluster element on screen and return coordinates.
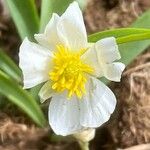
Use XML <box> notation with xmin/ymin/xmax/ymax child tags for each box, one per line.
<box><xmin>49</xmin><ymin>45</ymin><xmax>93</xmax><ymax>99</ymax></box>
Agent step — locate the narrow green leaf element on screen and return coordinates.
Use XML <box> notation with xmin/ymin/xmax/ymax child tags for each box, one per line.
<box><xmin>6</xmin><ymin>0</ymin><xmax>39</xmax><ymax>40</ymax></box>
<box><xmin>132</xmin><ymin>10</ymin><xmax>150</xmax><ymax>27</ymax></box>
<box><xmin>40</xmin><ymin>0</ymin><xmax>73</xmax><ymax>32</ymax></box>
<box><xmin>116</xmin><ymin>33</ymin><xmax>150</xmax><ymax>44</ymax></box>
<box><xmin>30</xmin><ymin>84</ymin><xmax>43</xmax><ymax>102</ymax></box>
<box><xmin>88</xmin><ymin>28</ymin><xmax>150</xmax><ymax>42</ymax></box>
<box><xmin>0</xmin><ymin>70</ymin><xmax>47</xmax><ymax>127</ymax></box>
<box><xmin>119</xmin><ymin>9</ymin><xmax>150</xmax><ymax>65</ymax></box>
<box><xmin>40</xmin><ymin>0</ymin><xmax>52</xmax><ymax>32</ymax></box>
<box><xmin>0</xmin><ymin>49</ymin><xmax>21</xmax><ymax>82</ymax></box>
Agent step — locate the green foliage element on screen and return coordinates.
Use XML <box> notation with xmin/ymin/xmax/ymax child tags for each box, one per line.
<box><xmin>119</xmin><ymin>9</ymin><xmax>150</xmax><ymax>65</ymax></box>
<box><xmin>88</xmin><ymin>28</ymin><xmax>150</xmax><ymax>42</ymax></box>
<box><xmin>0</xmin><ymin>70</ymin><xmax>47</xmax><ymax>127</ymax></box>
<box><xmin>6</xmin><ymin>0</ymin><xmax>39</xmax><ymax>40</ymax></box>
<box><xmin>0</xmin><ymin>48</ymin><xmax>46</xmax><ymax>126</ymax></box>
<box><xmin>116</xmin><ymin>32</ymin><xmax>150</xmax><ymax>44</ymax></box>
<box><xmin>30</xmin><ymin>84</ymin><xmax>43</xmax><ymax>102</ymax></box>
<box><xmin>0</xmin><ymin>50</ymin><xmax>21</xmax><ymax>82</ymax></box>
<box><xmin>40</xmin><ymin>0</ymin><xmax>87</xmax><ymax>32</ymax></box>
<box><xmin>40</xmin><ymin>0</ymin><xmax>73</xmax><ymax>31</ymax></box>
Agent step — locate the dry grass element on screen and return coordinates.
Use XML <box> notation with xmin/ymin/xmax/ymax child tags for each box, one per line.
<box><xmin>110</xmin><ymin>51</ymin><xmax>150</xmax><ymax>148</ymax></box>
<box><xmin>84</xmin><ymin>0</ymin><xmax>150</xmax><ymax>33</ymax></box>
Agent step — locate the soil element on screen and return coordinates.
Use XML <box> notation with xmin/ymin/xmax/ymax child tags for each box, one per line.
<box><xmin>84</xmin><ymin>0</ymin><xmax>150</xmax><ymax>33</ymax></box>
<box><xmin>0</xmin><ymin>0</ymin><xmax>150</xmax><ymax>150</ymax></box>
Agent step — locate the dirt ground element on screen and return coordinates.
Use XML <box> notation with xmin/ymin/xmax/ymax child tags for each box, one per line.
<box><xmin>0</xmin><ymin>0</ymin><xmax>150</xmax><ymax>150</ymax></box>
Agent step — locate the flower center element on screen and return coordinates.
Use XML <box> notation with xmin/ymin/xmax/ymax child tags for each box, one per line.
<box><xmin>49</xmin><ymin>45</ymin><xmax>93</xmax><ymax>99</ymax></box>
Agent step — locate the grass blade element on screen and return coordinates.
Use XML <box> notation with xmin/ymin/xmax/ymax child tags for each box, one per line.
<box><xmin>116</xmin><ymin>33</ymin><xmax>150</xmax><ymax>44</ymax></box>
<box><xmin>40</xmin><ymin>0</ymin><xmax>73</xmax><ymax>32</ymax></box>
<box><xmin>0</xmin><ymin>49</ymin><xmax>21</xmax><ymax>82</ymax></box>
<box><xmin>6</xmin><ymin>0</ymin><xmax>39</xmax><ymax>40</ymax></box>
<box><xmin>120</xmin><ymin>9</ymin><xmax>150</xmax><ymax>65</ymax></box>
<box><xmin>40</xmin><ymin>0</ymin><xmax>89</xmax><ymax>32</ymax></box>
<box><xmin>0</xmin><ymin>70</ymin><xmax>47</xmax><ymax>127</ymax></box>
<box><xmin>88</xmin><ymin>28</ymin><xmax>150</xmax><ymax>42</ymax></box>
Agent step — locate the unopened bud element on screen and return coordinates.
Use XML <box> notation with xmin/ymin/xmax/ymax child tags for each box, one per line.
<box><xmin>73</xmin><ymin>128</ymin><xmax>95</xmax><ymax>143</ymax></box>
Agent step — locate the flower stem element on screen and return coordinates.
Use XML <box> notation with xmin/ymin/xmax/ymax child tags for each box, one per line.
<box><xmin>78</xmin><ymin>141</ymin><xmax>89</xmax><ymax>150</ymax></box>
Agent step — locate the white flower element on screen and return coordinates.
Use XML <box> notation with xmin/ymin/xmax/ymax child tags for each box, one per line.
<box><xmin>19</xmin><ymin>2</ymin><xmax>125</xmax><ymax>136</ymax></box>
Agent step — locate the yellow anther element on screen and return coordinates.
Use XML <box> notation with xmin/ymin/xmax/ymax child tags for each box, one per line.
<box><xmin>49</xmin><ymin>45</ymin><xmax>93</xmax><ymax>99</ymax></box>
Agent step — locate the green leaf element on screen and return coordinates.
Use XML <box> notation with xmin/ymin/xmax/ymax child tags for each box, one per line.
<box><xmin>30</xmin><ymin>84</ymin><xmax>43</xmax><ymax>102</ymax></box>
<box><xmin>116</xmin><ymin>32</ymin><xmax>150</xmax><ymax>44</ymax></box>
<box><xmin>0</xmin><ymin>49</ymin><xmax>21</xmax><ymax>82</ymax></box>
<box><xmin>88</xmin><ymin>28</ymin><xmax>150</xmax><ymax>42</ymax></box>
<box><xmin>6</xmin><ymin>0</ymin><xmax>39</xmax><ymax>40</ymax></box>
<box><xmin>0</xmin><ymin>70</ymin><xmax>47</xmax><ymax>127</ymax></box>
<box><xmin>40</xmin><ymin>0</ymin><xmax>73</xmax><ymax>32</ymax></box>
<box><xmin>119</xmin><ymin>9</ymin><xmax>150</xmax><ymax>65</ymax></box>
<box><xmin>40</xmin><ymin>0</ymin><xmax>53</xmax><ymax>31</ymax></box>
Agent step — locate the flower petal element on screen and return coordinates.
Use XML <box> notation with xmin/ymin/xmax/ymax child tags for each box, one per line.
<box><xmin>103</xmin><ymin>62</ymin><xmax>125</xmax><ymax>82</ymax></box>
<box><xmin>82</xmin><ymin>37</ymin><xmax>122</xmax><ymax>77</ymax></box>
<box><xmin>81</xmin><ymin>44</ymin><xmax>103</xmax><ymax>77</ymax></box>
<box><xmin>34</xmin><ymin>13</ymin><xmax>60</xmax><ymax>50</ymax></box>
<box><xmin>49</xmin><ymin>92</ymin><xmax>83</xmax><ymax>136</ymax></box>
<box><xmin>39</xmin><ymin>81</ymin><xmax>55</xmax><ymax>103</ymax></box>
<box><xmin>57</xmin><ymin>1</ymin><xmax>87</xmax><ymax>50</ymax></box>
<box><xmin>19</xmin><ymin>38</ymin><xmax>53</xmax><ymax>89</ymax></box>
<box><xmin>79</xmin><ymin>77</ymin><xmax>116</xmax><ymax>127</ymax></box>
<box><xmin>95</xmin><ymin>37</ymin><xmax>121</xmax><ymax>63</ymax></box>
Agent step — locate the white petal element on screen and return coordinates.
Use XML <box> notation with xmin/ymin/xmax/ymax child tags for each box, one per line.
<box><xmin>39</xmin><ymin>81</ymin><xmax>55</xmax><ymax>103</ymax></box>
<box><xmin>19</xmin><ymin>38</ymin><xmax>53</xmax><ymax>89</ymax></box>
<box><xmin>95</xmin><ymin>37</ymin><xmax>121</xmax><ymax>63</ymax></box>
<box><xmin>81</xmin><ymin>44</ymin><xmax>103</xmax><ymax>77</ymax></box>
<box><xmin>103</xmin><ymin>62</ymin><xmax>125</xmax><ymax>82</ymax></box>
<box><xmin>82</xmin><ymin>37</ymin><xmax>123</xmax><ymax>77</ymax></box>
<box><xmin>49</xmin><ymin>92</ymin><xmax>83</xmax><ymax>136</ymax></box>
<box><xmin>79</xmin><ymin>77</ymin><xmax>116</xmax><ymax>127</ymax></box>
<box><xmin>57</xmin><ymin>1</ymin><xmax>87</xmax><ymax>50</ymax></box>
<box><xmin>35</xmin><ymin>13</ymin><xmax>60</xmax><ymax>50</ymax></box>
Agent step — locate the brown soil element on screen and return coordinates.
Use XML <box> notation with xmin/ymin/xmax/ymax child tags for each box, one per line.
<box><xmin>0</xmin><ymin>0</ymin><xmax>150</xmax><ymax>150</ymax></box>
<box><xmin>109</xmin><ymin>50</ymin><xmax>150</xmax><ymax>149</ymax></box>
<box><xmin>84</xmin><ymin>0</ymin><xmax>150</xmax><ymax>33</ymax></box>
